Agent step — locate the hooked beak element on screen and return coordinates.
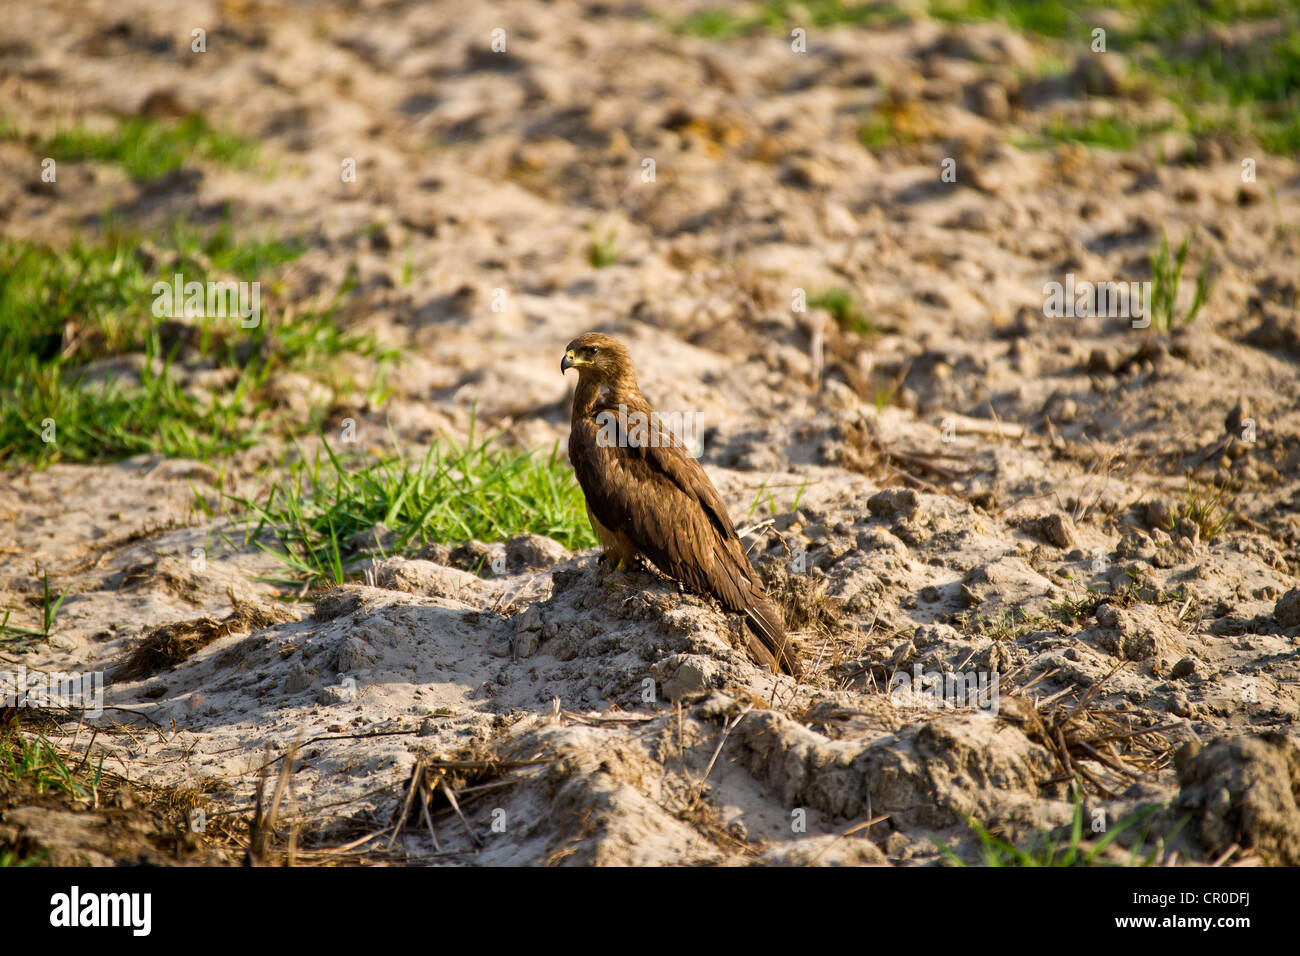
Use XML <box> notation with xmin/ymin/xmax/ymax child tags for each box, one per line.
<box><xmin>561</xmin><ymin>350</ymin><xmax>575</xmax><ymax>374</ymax></box>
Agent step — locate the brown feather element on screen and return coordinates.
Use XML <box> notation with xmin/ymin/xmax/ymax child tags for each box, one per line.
<box><xmin>563</xmin><ymin>333</ymin><xmax>802</xmax><ymax>679</ymax></box>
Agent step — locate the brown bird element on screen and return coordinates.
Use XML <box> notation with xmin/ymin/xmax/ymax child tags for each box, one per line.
<box><xmin>562</xmin><ymin>332</ymin><xmax>801</xmax><ymax>679</ymax></box>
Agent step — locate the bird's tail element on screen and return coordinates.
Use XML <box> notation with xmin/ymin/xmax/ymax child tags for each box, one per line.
<box><xmin>743</xmin><ymin>593</ymin><xmax>802</xmax><ymax>680</ymax></box>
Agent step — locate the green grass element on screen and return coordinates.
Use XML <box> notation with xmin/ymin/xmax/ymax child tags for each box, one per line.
<box><xmin>856</xmin><ymin>92</ymin><xmax>937</xmax><ymax>151</ymax></box>
<box><xmin>1049</xmin><ymin>588</ymin><xmax>1101</xmax><ymax>625</ymax></box>
<box><xmin>1</xmin><ymin>347</ymin><xmax>272</xmax><ymax>466</ymax></box>
<box><xmin>0</xmin><ymin>225</ymin><xmax>270</xmax><ymax>465</ymax></box>
<box><xmin>0</xmin><ymin>215</ymin><xmax>307</xmax><ymax>379</ymax></box>
<box><xmin>0</xmin><ymin>573</ymin><xmax>69</xmax><ymax>651</ymax></box>
<box><xmin>586</xmin><ymin>227</ymin><xmax>620</xmax><ymax>269</ymax></box>
<box><xmin>809</xmin><ymin>287</ymin><xmax>873</xmax><ymax>335</ymax></box>
<box><xmin>230</xmin><ymin>424</ymin><xmax>597</xmax><ymax>587</ymax></box>
<box><xmin>929</xmin><ymin>0</ymin><xmax>1289</xmax><ymax>38</ymax></box>
<box><xmin>857</xmin><ymin>112</ymin><xmax>908</xmax><ymax>150</ymax></box>
<box><xmin>934</xmin><ymin>786</ymin><xmax>1171</xmax><ymax>866</ymax></box>
<box><xmin>667</xmin><ymin>2</ymin><xmax>1299</xmax><ymax>153</ymax></box>
<box><xmin>1</xmin><ymin>232</ymin><xmax>153</xmax><ymax>376</ymax></box>
<box><xmin>44</xmin><ymin>115</ymin><xmax>259</xmax><ymax>181</ymax></box>
<box><xmin>0</xmin><ymin>725</ymin><xmax>105</xmax><ymax>863</ymax></box>
<box><xmin>38</xmin><ymin>572</ymin><xmax>69</xmax><ymax>637</ymax></box>
<box><xmin>1022</xmin><ymin>114</ymin><xmax>1175</xmax><ymax>150</ymax></box>
<box><xmin>674</xmin><ymin>1</ymin><xmax>902</xmax><ymax>37</ymax></box>
<box><xmin>747</xmin><ymin>475</ymin><xmax>809</xmax><ymax>518</ymax></box>
<box><xmin>0</xmin><ymin>607</ymin><xmax>43</xmax><ymax>648</ymax></box>
<box><xmin>1149</xmin><ymin>230</ymin><xmax>1212</xmax><ymax>332</ymax></box>
<box><xmin>930</xmin><ymin>0</ymin><xmax>1075</xmax><ymax>36</ymax></box>
<box><xmin>0</xmin><ymin>216</ymin><xmax>393</xmax><ymax>467</ymax></box>
<box><xmin>1167</xmin><ymin>479</ymin><xmax>1235</xmax><ymax>542</ymax></box>
<box><xmin>871</xmin><ymin>374</ymin><xmax>900</xmax><ymax>412</ymax></box>
<box><xmin>1173</xmin><ymin>34</ymin><xmax>1300</xmax><ymax>152</ymax></box>
<box><xmin>1128</xmin><ymin>3</ymin><xmax>1300</xmax><ymax>151</ymax></box>
<box><xmin>1</xmin><ymin>730</ymin><xmax>105</xmax><ymax>807</ymax></box>
<box><xmin>932</xmin><ymin>0</ymin><xmax>1300</xmax><ymax>153</ymax></box>
<box><xmin>668</xmin><ymin>1</ymin><xmax>1299</xmax><ymax>155</ymax></box>
<box><xmin>954</xmin><ymin>605</ymin><xmax>1053</xmax><ymax>642</ymax></box>
<box><xmin>677</xmin><ymin>9</ymin><xmax>758</xmax><ymax>38</ymax></box>
<box><xmin>197</xmin><ymin>218</ymin><xmax>308</xmax><ymax>276</ymax></box>
<box><xmin>0</xmin><ymin>847</ymin><xmax>48</xmax><ymax>867</ymax></box>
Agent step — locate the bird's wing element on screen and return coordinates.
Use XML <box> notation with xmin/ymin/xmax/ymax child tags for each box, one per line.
<box><xmin>571</xmin><ymin>408</ymin><xmax>751</xmax><ymax>601</ymax></box>
<box><xmin>570</xmin><ymin>407</ymin><xmax>801</xmax><ymax>677</ymax></box>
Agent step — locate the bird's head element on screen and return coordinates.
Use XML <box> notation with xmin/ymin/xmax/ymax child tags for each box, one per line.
<box><xmin>561</xmin><ymin>332</ymin><xmax>635</xmax><ymax>385</ymax></box>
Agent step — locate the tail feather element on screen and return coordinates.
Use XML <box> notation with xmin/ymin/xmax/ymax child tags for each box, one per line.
<box><xmin>744</xmin><ymin>594</ymin><xmax>802</xmax><ymax>680</ymax></box>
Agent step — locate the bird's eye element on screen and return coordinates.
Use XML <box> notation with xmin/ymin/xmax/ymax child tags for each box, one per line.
<box><xmin>588</xmin><ymin>346</ymin><xmax>599</xmax><ymax>355</ymax></box>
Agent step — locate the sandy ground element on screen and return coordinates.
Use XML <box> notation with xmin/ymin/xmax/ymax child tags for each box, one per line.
<box><xmin>1</xmin><ymin>0</ymin><xmax>1299</xmax><ymax>865</ymax></box>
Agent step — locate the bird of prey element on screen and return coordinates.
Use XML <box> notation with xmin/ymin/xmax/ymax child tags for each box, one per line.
<box><xmin>561</xmin><ymin>332</ymin><xmax>802</xmax><ymax>679</ymax></box>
